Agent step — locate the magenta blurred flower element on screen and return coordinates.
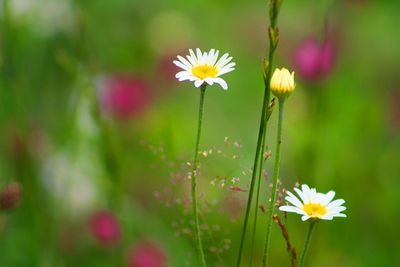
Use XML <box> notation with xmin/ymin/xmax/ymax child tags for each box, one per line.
<box><xmin>293</xmin><ymin>37</ymin><xmax>335</xmax><ymax>82</ymax></box>
<box><xmin>89</xmin><ymin>211</ymin><xmax>121</xmax><ymax>246</ymax></box>
<box><xmin>100</xmin><ymin>75</ymin><xmax>152</xmax><ymax>120</ymax></box>
<box><xmin>128</xmin><ymin>240</ymin><xmax>167</xmax><ymax>267</ymax></box>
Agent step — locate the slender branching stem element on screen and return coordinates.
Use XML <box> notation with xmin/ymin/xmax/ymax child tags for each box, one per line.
<box><xmin>249</xmin><ymin>98</ymin><xmax>276</xmax><ymax>267</ymax></box>
<box><xmin>236</xmin><ymin>82</ymin><xmax>270</xmax><ymax>267</ymax></box>
<box><xmin>191</xmin><ymin>85</ymin><xmax>207</xmax><ymax>267</ymax></box>
<box><xmin>249</xmin><ymin>131</ymin><xmax>266</xmax><ymax>267</ymax></box>
<box><xmin>263</xmin><ymin>98</ymin><xmax>285</xmax><ymax>267</ymax></box>
<box><xmin>236</xmin><ymin>19</ymin><xmax>279</xmax><ymax>267</ymax></box>
<box><xmin>237</xmin><ymin>1</ymin><xmax>283</xmax><ymax>265</ymax></box>
<box><xmin>298</xmin><ymin>221</ymin><xmax>317</xmax><ymax>267</ymax></box>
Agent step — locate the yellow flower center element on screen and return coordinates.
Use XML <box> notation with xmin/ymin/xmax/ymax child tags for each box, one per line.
<box><xmin>302</xmin><ymin>203</ymin><xmax>327</xmax><ymax>218</ymax></box>
<box><xmin>192</xmin><ymin>65</ymin><xmax>218</xmax><ymax>80</ymax></box>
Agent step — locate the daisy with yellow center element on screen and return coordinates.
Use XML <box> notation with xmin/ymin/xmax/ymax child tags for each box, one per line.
<box><xmin>279</xmin><ymin>184</ymin><xmax>346</xmax><ymax>221</ymax></box>
<box><xmin>173</xmin><ymin>48</ymin><xmax>235</xmax><ymax>90</ymax></box>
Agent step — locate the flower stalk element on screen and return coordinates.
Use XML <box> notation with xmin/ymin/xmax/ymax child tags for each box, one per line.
<box><xmin>298</xmin><ymin>221</ymin><xmax>317</xmax><ymax>267</ymax></box>
<box><xmin>236</xmin><ymin>1</ymin><xmax>282</xmax><ymax>266</ymax></box>
<box><xmin>263</xmin><ymin>97</ymin><xmax>285</xmax><ymax>267</ymax></box>
<box><xmin>191</xmin><ymin>84</ymin><xmax>207</xmax><ymax>267</ymax></box>
<box><xmin>249</xmin><ymin>98</ymin><xmax>275</xmax><ymax>266</ymax></box>
<box><xmin>174</xmin><ymin>48</ymin><xmax>235</xmax><ymax>266</ymax></box>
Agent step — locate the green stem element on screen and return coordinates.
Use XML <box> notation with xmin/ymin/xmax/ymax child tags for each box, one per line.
<box><xmin>236</xmin><ymin>85</ymin><xmax>270</xmax><ymax>267</ymax></box>
<box><xmin>298</xmin><ymin>221</ymin><xmax>317</xmax><ymax>267</ymax></box>
<box><xmin>236</xmin><ymin>26</ymin><xmax>277</xmax><ymax>267</ymax></box>
<box><xmin>237</xmin><ymin>1</ymin><xmax>283</xmax><ymax>264</ymax></box>
<box><xmin>249</xmin><ymin>128</ymin><xmax>266</xmax><ymax>267</ymax></box>
<box><xmin>191</xmin><ymin>85</ymin><xmax>207</xmax><ymax>267</ymax></box>
<box><xmin>263</xmin><ymin>98</ymin><xmax>285</xmax><ymax>267</ymax></box>
<box><xmin>249</xmin><ymin>98</ymin><xmax>276</xmax><ymax>267</ymax></box>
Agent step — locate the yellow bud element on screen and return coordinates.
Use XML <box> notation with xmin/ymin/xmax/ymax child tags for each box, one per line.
<box><xmin>270</xmin><ymin>68</ymin><xmax>295</xmax><ymax>98</ymax></box>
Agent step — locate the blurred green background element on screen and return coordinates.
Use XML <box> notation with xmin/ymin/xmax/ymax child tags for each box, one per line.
<box><xmin>1</xmin><ymin>0</ymin><xmax>399</xmax><ymax>266</ymax></box>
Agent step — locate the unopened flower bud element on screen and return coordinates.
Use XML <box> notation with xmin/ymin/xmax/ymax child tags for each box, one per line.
<box><xmin>270</xmin><ymin>68</ymin><xmax>296</xmax><ymax>99</ymax></box>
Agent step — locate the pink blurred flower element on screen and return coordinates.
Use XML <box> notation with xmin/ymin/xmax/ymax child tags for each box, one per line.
<box><xmin>128</xmin><ymin>240</ymin><xmax>167</xmax><ymax>267</ymax></box>
<box><xmin>293</xmin><ymin>37</ymin><xmax>336</xmax><ymax>82</ymax></box>
<box><xmin>100</xmin><ymin>75</ymin><xmax>152</xmax><ymax>120</ymax></box>
<box><xmin>89</xmin><ymin>211</ymin><xmax>121</xmax><ymax>246</ymax></box>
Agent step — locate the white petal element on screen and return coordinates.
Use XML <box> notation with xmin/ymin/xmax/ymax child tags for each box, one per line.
<box><xmin>220</xmin><ymin>62</ymin><xmax>236</xmax><ymax>71</ymax></box>
<box><xmin>309</xmin><ymin>188</ymin><xmax>317</xmax><ymax>202</ymax></box>
<box><xmin>279</xmin><ymin>205</ymin><xmax>304</xmax><ymax>215</ymax></box>
<box><xmin>301</xmin><ymin>215</ymin><xmax>310</xmax><ymax>221</ymax></box>
<box><xmin>316</xmin><ymin>193</ymin><xmax>330</xmax><ymax>205</ymax></box>
<box><xmin>294</xmin><ymin>187</ymin><xmax>308</xmax><ymax>203</ymax></box>
<box><xmin>327</xmin><ymin>199</ymin><xmax>345</xmax><ymax>209</ymax></box>
<box><xmin>177</xmin><ymin>74</ymin><xmax>194</xmax><ymax>81</ymax></box>
<box><xmin>285</xmin><ymin>191</ymin><xmax>303</xmax><ymax>208</ymax></box>
<box><xmin>173</xmin><ymin>60</ymin><xmax>190</xmax><ymax>71</ymax></box>
<box><xmin>178</xmin><ymin>76</ymin><xmax>191</xmax><ymax>82</ymax></box>
<box><xmin>215</xmin><ymin>53</ymin><xmax>229</xmax><ymax>67</ymax></box>
<box><xmin>204</xmin><ymin>77</ymin><xmax>214</xmax><ymax>86</ymax></box>
<box><xmin>212</xmin><ymin>77</ymin><xmax>228</xmax><ymax>90</ymax></box>
<box><xmin>322</xmin><ymin>191</ymin><xmax>336</xmax><ymax>205</ymax></box>
<box><xmin>189</xmin><ymin>49</ymin><xmax>198</xmax><ymax>64</ymax></box>
<box><xmin>331</xmin><ymin>213</ymin><xmax>347</xmax><ymax>218</ymax></box>
<box><xmin>207</xmin><ymin>49</ymin><xmax>215</xmax><ymax>62</ymax></box>
<box><xmin>196</xmin><ymin>48</ymin><xmax>203</xmax><ymax>64</ymax></box>
<box><xmin>328</xmin><ymin>206</ymin><xmax>346</xmax><ymax>214</ymax></box>
<box><xmin>176</xmin><ymin>70</ymin><xmax>190</xmax><ymax>78</ymax></box>
<box><xmin>217</xmin><ymin>67</ymin><xmax>235</xmax><ymax>76</ymax></box>
<box><xmin>210</xmin><ymin>50</ymin><xmax>219</xmax><ymax>65</ymax></box>
<box><xmin>194</xmin><ymin>79</ymin><xmax>204</xmax><ymax>88</ymax></box>
<box><xmin>301</xmin><ymin>184</ymin><xmax>311</xmax><ymax>195</ymax></box>
<box><xmin>177</xmin><ymin>56</ymin><xmax>192</xmax><ymax>68</ymax></box>
<box><xmin>216</xmin><ymin>55</ymin><xmax>232</xmax><ymax>69</ymax></box>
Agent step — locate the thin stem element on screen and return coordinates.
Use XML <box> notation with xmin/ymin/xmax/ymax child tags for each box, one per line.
<box><xmin>298</xmin><ymin>221</ymin><xmax>317</xmax><ymax>267</ymax></box>
<box><xmin>263</xmin><ymin>98</ymin><xmax>285</xmax><ymax>267</ymax></box>
<box><xmin>237</xmin><ymin>0</ymin><xmax>283</xmax><ymax>264</ymax></box>
<box><xmin>191</xmin><ymin>85</ymin><xmax>207</xmax><ymax>267</ymax></box>
<box><xmin>250</xmin><ymin>98</ymin><xmax>276</xmax><ymax>266</ymax></box>
<box><xmin>249</xmin><ymin>128</ymin><xmax>266</xmax><ymax>267</ymax></box>
<box><xmin>236</xmin><ymin>26</ymin><xmax>278</xmax><ymax>267</ymax></box>
<box><xmin>236</xmin><ymin>85</ymin><xmax>269</xmax><ymax>267</ymax></box>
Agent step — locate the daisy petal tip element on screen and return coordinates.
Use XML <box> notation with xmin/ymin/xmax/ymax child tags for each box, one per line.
<box><xmin>301</xmin><ymin>215</ymin><xmax>310</xmax><ymax>221</ymax></box>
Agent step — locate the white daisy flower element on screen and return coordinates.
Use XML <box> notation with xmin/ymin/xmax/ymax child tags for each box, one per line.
<box><xmin>173</xmin><ymin>48</ymin><xmax>235</xmax><ymax>90</ymax></box>
<box><xmin>279</xmin><ymin>184</ymin><xmax>347</xmax><ymax>221</ymax></box>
